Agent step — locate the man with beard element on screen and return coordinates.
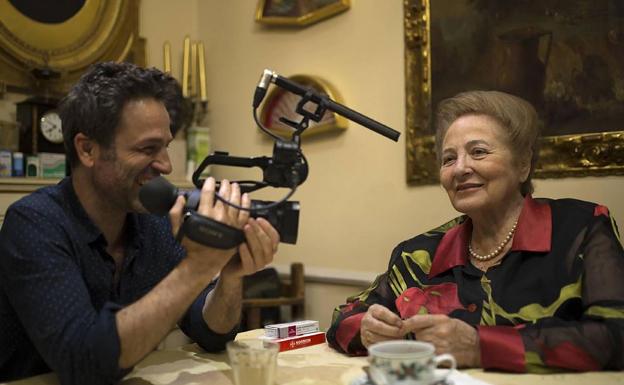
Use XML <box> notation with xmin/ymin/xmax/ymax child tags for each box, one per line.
<box><xmin>0</xmin><ymin>62</ymin><xmax>280</xmax><ymax>385</ymax></box>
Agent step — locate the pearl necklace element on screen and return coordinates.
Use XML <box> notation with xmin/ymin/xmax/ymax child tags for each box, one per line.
<box><xmin>468</xmin><ymin>220</ymin><xmax>518</xmax><ymax>261</ymax></box>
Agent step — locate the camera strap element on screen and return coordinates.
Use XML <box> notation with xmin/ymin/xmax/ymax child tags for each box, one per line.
<box><xmin>176</xmin><ymin>211</ymin><xmax>245</xmax><ymax>249</ymax></box>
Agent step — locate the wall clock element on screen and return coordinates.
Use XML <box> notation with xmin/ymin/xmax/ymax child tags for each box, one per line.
<box><xmin>17</xmin><ymin>97</ymin><xmax>65</xmax><ymax>155</ymax></box>
<box><xmin>259</xmin><ymin>74</ymin><xmax>348</xmax><ymax>138</ymax></box>
<box><xmin>40</xmin><ymin>110</ymin><xmax>64</xmax><ymax>145</ymax></box>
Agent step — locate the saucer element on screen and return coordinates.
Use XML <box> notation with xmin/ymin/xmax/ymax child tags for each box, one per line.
<box><xmin>349</xmin><ymin>369</ymin><xmax>453</xmax><ymax>385</ymax></box>
<box><xmin>349</xmin><ymin>373</ymin><xmax>375</xmax><ymax>385</ymax></box>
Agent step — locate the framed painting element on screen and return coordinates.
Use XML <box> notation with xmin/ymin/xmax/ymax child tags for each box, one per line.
<box><xmin>255</xmin><ymin>0</ymin><xmax>350</xmax><ymax>27</ymax></box>
<box><xmin>404</xmin><ymin>0</ymin><xmax>624</xmax><ymax>185</ymax></box>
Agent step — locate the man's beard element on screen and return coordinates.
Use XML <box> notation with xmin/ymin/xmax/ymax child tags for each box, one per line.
<box><xmin>93</xmin><ymin>175</ymin><xmax>135</xmax><ymax>212</ymax></box>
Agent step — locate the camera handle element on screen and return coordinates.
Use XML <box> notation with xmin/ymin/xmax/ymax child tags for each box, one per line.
<box><xmin>177</xmin><ymin>211</ymin><xmax>245</xmax><ymax>249</ymax></box>
<box><xmin>192</xmin><ymin>151</ymin><xmax>273</xmax><ymax>194</ymax></box>
<box><xmin>191</xmin><ymin>89</ymin><xmax>317</xmax><ymax>213</ymax></box>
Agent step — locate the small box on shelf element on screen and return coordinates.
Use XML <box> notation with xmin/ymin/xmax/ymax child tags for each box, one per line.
<box><xmin>26</xmin><ymin>156</ymin><xmax>40</xmax><ymax>177</ymax></box>
<box><xmin>39</xmin><ymin>153</ymin><xmax>66</xmax><ymax>178</ymax></box>
<box><xmin>12</xmin><ymin>152</ymin><xmax>24</xmax><ymax>177</ymax></box>
<box><xmin>0</xmin><ymin>150</ymin><xmax>12</xmax><ymax>177</ymax></box>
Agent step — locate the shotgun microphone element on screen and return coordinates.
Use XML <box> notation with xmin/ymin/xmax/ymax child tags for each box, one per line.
<box><xmin>252</xmin><ymin>68</ymin><xmax>400</xmax><ymax>142</ymax></box>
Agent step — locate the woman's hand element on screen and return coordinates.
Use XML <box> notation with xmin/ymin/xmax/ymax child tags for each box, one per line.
<box><xmin>401</xmin><ymin>314</ymin><xmax>481</xmax><ymax>368</ymax></box>
<box><xmin>360</xmin><ymin>304</ymin><xmax>404</xmax><ymax>348</ymax></box>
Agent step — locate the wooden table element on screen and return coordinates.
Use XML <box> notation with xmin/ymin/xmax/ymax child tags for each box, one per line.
<box><xmin>4</xmin><ymin>330</ymin><xmax>624</xmax><ymax>385</ymax></box>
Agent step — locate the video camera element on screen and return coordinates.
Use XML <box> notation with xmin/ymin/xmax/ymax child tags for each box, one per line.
<box><xmin>139</xmin><ymin>69</ymin><xmax>400</xmax><ymax>249</ymax></box>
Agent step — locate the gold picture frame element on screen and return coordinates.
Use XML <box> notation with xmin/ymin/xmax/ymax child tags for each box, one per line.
<box><xmin>0</xmin><ymin>0</ymin><xmax>145</xmax><ymax>97</ymax></box>
<box><xmin>255</xmin><ymin>0</ymin><xmax>350</xmax><ymax>27</ymax></box>
<box><xmin>259</xmin><ymin>74</ymin><xmax>348</xmax><ymax>138</ymax></box>
<box><xmin>404</xmin><ymin>0</ymin><xmax>624</xmax><ymax>185</ymax></box>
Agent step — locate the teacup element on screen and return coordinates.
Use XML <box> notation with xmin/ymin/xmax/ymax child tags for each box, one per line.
<box><xmin>367</xmin><ymin>340</ymin><xmax>456</xmax><ymax>385</ymax></box>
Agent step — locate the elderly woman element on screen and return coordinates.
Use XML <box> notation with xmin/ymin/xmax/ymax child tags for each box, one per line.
<box><xmin>326</xmin><ymin>91</ymin><xmax>624</xmax><ymax>372</ymax></box>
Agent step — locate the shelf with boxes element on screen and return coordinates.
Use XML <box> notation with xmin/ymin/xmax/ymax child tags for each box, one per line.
<box><xmin>0</xmin><ymin>150</ymin><xmax>67</xmax><ymax>179</ymax></box>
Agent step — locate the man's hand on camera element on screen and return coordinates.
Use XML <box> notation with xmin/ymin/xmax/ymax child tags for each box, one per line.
<box><xmin>169</xmin><ymin>177</ymin><xmax>249</xmax><ymax>277</ymax></box>
<box><xmin>220</xmin><ymin>217</ymin><xmax>279</xmax><ymax>283</ymax></box>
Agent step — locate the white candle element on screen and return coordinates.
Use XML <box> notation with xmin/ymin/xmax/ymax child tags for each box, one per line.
<box><xmin>198</xmin><ymin>42</ymin><xmax>207</xmax><ymax>102</ymax></box>
<box><xmin>190</xmin><ymin>42</ymin><xmax>197</xmax><ymax>97</ymax></box>
<box><xmin>163</xmin><ymin>41</ymin><xmax>171</xmax><ymax>74</ymax></box>
<box><xmin>182</xmin><ymin>36</ymin><xmax>190</xmax><ymax>97</ymax></box>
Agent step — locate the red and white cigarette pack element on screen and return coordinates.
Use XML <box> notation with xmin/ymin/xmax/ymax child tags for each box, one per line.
<box><xmin>263</xmin><ymin>331</ymin><xmax>326</xmax><ymax>352</ymax></box>
<box><xmin>264</xmin><ymin>320</ymin><xmax>319</xmax><ymax>339</ymax></box>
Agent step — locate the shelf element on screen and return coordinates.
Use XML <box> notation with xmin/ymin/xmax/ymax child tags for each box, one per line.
<box><xmin>0</xmin><ymin>177</ymin><xmax>61</xmax><ymax>193</ymax></box>
<box><xmin>0</xmin><ymin>177</ymin><xmax>195</xmax><ymax>193</ymax></box>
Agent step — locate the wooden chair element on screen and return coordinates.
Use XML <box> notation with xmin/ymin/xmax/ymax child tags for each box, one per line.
<box><xmin>241</xmin><ymin>263</ymin><xmax>305</xmax><ymax>330</ymax></box>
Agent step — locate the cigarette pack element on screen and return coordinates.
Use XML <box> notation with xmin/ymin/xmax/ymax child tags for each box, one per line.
<box><xmin>264</xmin><ymin>320</ymin><xmax>319</xmax><ymax>339</ymax></box>
<box><xmin>263</xmin><ymin>332</ymin><xmax>326</xmax><ymax>352</ymax></box>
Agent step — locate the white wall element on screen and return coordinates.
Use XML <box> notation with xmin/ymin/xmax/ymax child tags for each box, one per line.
<box><xmin>194</xmin><ymin>1</ymin><xmax>450</xmax><ymax>275</ymax></box>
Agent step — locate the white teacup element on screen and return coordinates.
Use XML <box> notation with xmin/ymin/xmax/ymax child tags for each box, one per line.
<box><xmin>367</xmin><ymin>340</ymin><xmax>456</xmax><ymax>385</ymax></box>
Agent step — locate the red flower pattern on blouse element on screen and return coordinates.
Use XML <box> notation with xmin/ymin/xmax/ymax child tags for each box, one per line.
<box><xmin>395</xmin><ymin>283</ymin><xmax>465</xmax><ymax>318</ymax></box>
<box><xmin>594</xmin><ymin>205</ymin><xmax>609</xmax><ymax>217</ymax></box>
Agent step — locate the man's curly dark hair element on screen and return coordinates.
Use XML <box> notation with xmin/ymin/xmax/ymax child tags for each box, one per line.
<box><xmin>58</xmin><ymin>61</ymin><xmax>187</xmax><ymax>168</ymax></box>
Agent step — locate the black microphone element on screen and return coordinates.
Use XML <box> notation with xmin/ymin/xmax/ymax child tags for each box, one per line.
<box><xmin>253</xmin><ymin>68</ymin><xmax>401</xmax><ymax>142</ymax></box>
<box><xmin>139</xmin><ymin>176</ymin><xmax>187</xmax><ymax>215</ymax></box>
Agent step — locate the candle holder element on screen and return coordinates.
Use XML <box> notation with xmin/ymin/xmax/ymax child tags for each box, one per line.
<box><xmin>163</xmin><ymin>36</ymin><xmax>210</xmax><ymax>179</ymax></box>
<box><xmin>163</xmin><ymin>36</ymin><xmax>208</xmax><ymax>131</ymax></box>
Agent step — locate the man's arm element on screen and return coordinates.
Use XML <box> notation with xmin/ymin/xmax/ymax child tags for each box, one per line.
<box><xmin>115</xmin><ymin>252</ymin><xmax>226</xmax><ymax>368</ymax></box>
<box><xmin>0</xmin><ymin>206</ymin><xmax>128</xmax><ymax>385</ymax></box>
<box><xmin>117</xmin><ymin>178</ymin><xmax>256</xmax><ymax>367</ymax></box>
<box><xmin>202</xmin><ymin>218</ymin><xmax>280</xmax><ymax>335</ymax></box>
<box><xmin>202</xmin><ymin>275</ymin><xmax>243</xmax><ymax>334</ymax></box>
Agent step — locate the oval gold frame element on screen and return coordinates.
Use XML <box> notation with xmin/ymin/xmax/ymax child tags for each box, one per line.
<box><xmin>0</xmin><ymin>0</ymin><xmax>144</xmax><ymax>96</ymax></box>
<box><xmin>259</xmin><ymin>74</ymin><xmax>348</xmax><ymax>138</ymax></box>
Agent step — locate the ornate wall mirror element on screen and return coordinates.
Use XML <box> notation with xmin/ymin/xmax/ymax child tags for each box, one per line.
<box><xmin>0</xmin><ymin>0</ymin><xmax>145</xmax><ymax>97</ymax></box>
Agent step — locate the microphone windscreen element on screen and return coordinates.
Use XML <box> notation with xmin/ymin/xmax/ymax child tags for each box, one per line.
<box><xmin>139</xmin><ymin>176</ymin><xmax>178</xmax><ymax>215</ymax></box>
